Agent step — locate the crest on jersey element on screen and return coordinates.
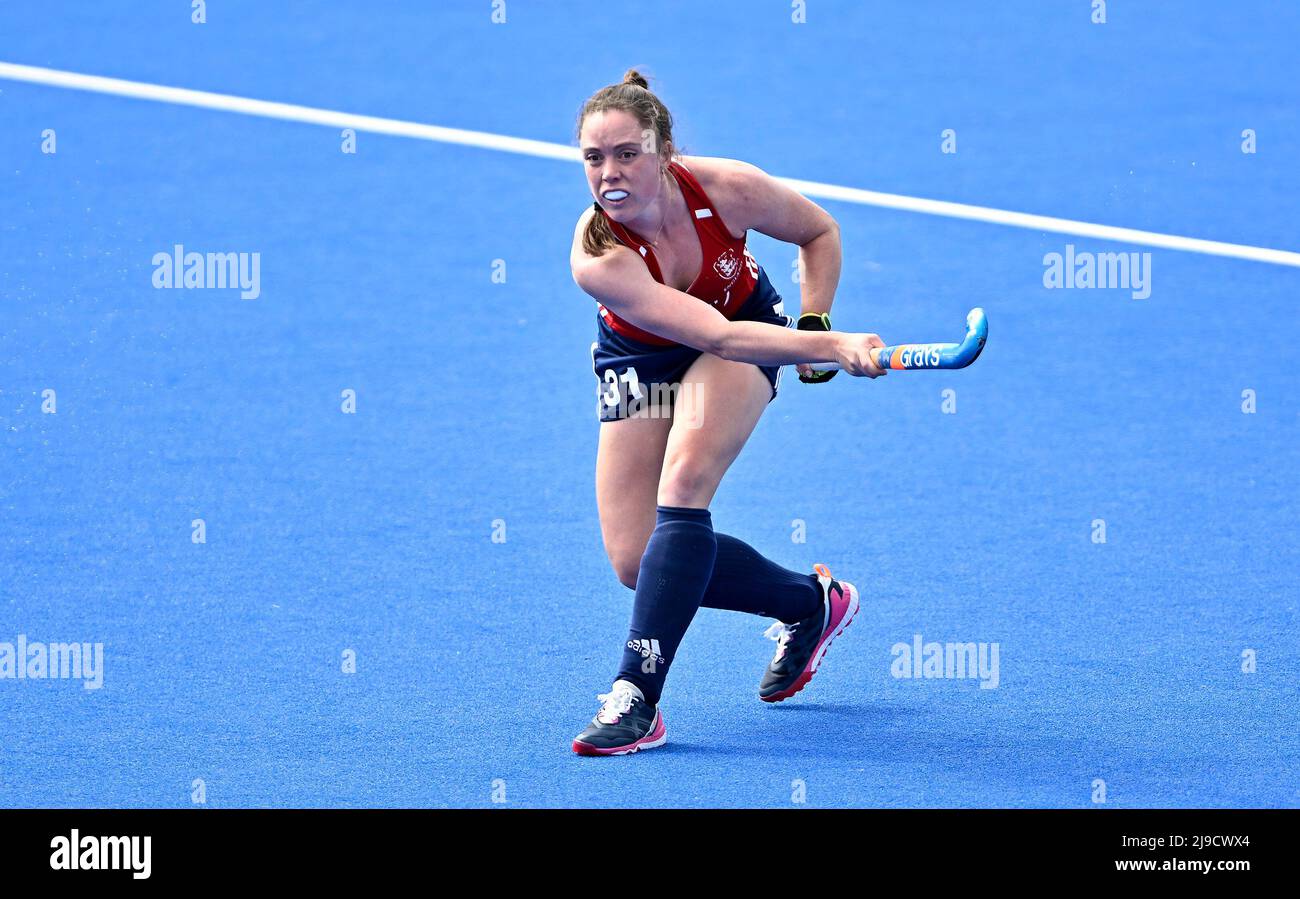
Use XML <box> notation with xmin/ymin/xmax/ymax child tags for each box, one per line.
<box><xmin>713</xmin><ymin>248</ymin><xmax>741</xmax><ymax>283</ymax></box>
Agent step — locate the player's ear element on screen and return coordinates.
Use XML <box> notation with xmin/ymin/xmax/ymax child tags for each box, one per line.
<box><xmin>660</xmin><ymin>142</ymin><xmax>674</xmax><ymax>170</ymax></box>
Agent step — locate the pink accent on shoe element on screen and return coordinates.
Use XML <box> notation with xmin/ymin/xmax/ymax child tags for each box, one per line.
<box><xmin>761</xmin><ymin>578</ymin><xmax>860</xmax><ymax>703</ymax></box>
<box><xmin>572</xmin><ymin>709</ymin><xmax>668</xmax><ymax>756</ymax></box>
<box><xmin>825</xmin><ymin>582</ymin><xmax>853</xmax><ymax>633</ymax></box>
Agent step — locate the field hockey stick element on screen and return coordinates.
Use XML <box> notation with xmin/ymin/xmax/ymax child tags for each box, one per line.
<box><xmin>806</xmin><ymin>307</ymin><xmax>987</xmax><ymax>372</ymax></box>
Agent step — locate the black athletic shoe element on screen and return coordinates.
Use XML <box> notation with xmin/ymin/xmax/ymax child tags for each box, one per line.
<box><xmin>572</xmin><ymin>679</ymin><xmax>667</xmax><ymax>756</ymax></box>
<box><xmin>759</xmin><ymin>563</ymin><xmax>859</xmax><ymax>702</ymax></box>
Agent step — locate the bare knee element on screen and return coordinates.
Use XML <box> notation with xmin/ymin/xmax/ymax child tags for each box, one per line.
<box><xmin>658</xmin><ymin>452</ymin><xmax>718</xmax><ymax>508</ymax></box>
<box><xmin>608</xmin><ymin>552</ymin><xmax>641</xmax><ymax>590</ymax></box>
<box><xmin>600</xmin><ymin>519</ymin><xmax>653</xmax><ymax>590</ymax></box>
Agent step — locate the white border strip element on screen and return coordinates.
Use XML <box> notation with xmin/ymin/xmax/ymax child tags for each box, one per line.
<box><xmin>3</xmin><ymin>60</ymin><xmax>1298</xmax><ymax>269</ymax></box>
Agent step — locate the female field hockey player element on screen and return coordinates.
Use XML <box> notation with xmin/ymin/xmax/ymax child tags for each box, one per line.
<box><xmin>570</xmin><ymin>70</ymin><xmax>887</xmax><ymax>756</ymax></box>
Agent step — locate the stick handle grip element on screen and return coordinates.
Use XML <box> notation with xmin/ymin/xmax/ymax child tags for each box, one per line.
<box><xmin>806</xmin><ymin>348</ymin><xmax>885</xmax><ymax>373</ymax></box>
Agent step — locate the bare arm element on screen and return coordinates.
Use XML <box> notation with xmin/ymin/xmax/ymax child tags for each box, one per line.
<box><xmin>706</xmin><ymin>160</ymin><xmax>841</xmax><ymax>317</ymax></box>
<box><xmin>572</xmin><ymin>248</ymin><xmax>880</xmax><ymax>372</ymax></box>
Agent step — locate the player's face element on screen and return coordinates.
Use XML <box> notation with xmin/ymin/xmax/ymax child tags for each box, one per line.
<box><xmin>580</xmin><ymin>109</ymin><xmax>665</xmax><ymax>222</ymax></box>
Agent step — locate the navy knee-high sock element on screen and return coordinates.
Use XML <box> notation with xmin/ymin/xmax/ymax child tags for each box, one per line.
<box><xmin>700</xmin><ymin>534</ymin><xmax>822</xmax><ymax>623</ymax></box>
<box><xmin>617</xmin><ymin>505</ymin><xmax>717</xmax><ymax>705</ymax></box>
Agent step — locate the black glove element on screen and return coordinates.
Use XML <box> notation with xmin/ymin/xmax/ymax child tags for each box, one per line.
<box><xmin>796</xmin><ymin>312</ymin><xmax>837</xmax><ymax>383</ymax></box>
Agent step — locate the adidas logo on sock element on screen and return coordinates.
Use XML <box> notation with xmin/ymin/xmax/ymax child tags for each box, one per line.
<box><xmin>626</xmin><ymin>638</ymin><xmax>666</xmax><ymax>664</ymax></box>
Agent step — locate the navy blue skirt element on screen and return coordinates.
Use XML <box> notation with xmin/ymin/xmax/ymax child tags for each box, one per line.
<box><xmin>590</xmin><ymin>266</ymin><xmax>793</xmax><ymax>422</ymax></box>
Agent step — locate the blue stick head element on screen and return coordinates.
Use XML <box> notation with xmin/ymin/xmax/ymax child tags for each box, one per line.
<box><xmin>954</xmin><ymin>307</ymin><xmax>987</xmax><ymax>368</ymax></box>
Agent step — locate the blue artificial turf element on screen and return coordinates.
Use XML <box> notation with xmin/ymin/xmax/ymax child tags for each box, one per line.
<box><xmin>1</xmin><ymin>0</ymin><xmax>1296</xmax><ymax>808</ymax></box>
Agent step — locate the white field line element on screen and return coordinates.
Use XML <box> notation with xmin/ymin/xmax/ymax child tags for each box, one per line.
<box><xmin>3</xmin><ymin>61</ymin><xmax>1298</xmax><ymax>269</ymax></box>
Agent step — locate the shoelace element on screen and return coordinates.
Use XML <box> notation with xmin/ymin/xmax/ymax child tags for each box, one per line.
<box><xmin>764</xmin><ymin>621</ymin><xmax>794</xmax><ymax>662</ymax></box>
<box><xmin>596</xmin><ymin>684</ymin><xmax>637</xmax><ymax>724</ymax></box>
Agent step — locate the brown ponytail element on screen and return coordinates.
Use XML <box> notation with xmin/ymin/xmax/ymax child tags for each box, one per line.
<box><xmin>577</xmin><ymin>69</ymin><xmax>677</xmax><ymax>256</ymax></box>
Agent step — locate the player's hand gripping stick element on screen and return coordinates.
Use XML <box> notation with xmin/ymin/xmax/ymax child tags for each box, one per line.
<box><xmin>807</xmin><ymin>307</ymin><xmax>988</xmax><ymax>372</ymax></box>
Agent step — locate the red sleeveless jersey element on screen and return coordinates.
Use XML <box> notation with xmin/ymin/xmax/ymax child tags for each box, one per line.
<box><xmin>594</xmin><ymin>160</ymin><xmax>760</xmax><ymax>347</ymax></box>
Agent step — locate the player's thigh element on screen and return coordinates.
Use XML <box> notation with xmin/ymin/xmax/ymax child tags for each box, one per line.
<box><xmin>658</xmin><ymin>353</ymin><xmax>775</xmax><ymax>508</ymax></box>
<box><xmin>596</xmin><ymin>414</ymin><xmax>673</xmax><ymax>587</ymax></box>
